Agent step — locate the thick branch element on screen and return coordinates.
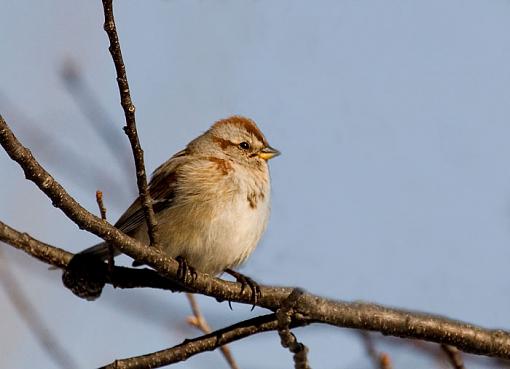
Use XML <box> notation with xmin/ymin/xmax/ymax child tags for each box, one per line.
<box><xmin>3</xmin><ymin>115</ymin><xmax>510</xmax><ymax>360</ymax></box>
<box><xmin>101</xmin><ymin>0</ymin><xmax>159</xmax><ymax>246</ymax></box>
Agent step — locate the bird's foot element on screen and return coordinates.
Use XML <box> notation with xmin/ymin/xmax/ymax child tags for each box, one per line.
<box><xmin>176</xmin><ymin>256</ymin><xmax>197</xmax><ymax>284</ymax></box>
<box><xmin>224</xmin><ymin>268</ymin><xmax>261</xmax><ymax>310</ymax></box>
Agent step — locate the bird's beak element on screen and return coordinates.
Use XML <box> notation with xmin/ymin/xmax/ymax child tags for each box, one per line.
<box><xmin>258</xmin><ymin>145</ymin><xmax>281</xmax><ymax>160</ymax></box>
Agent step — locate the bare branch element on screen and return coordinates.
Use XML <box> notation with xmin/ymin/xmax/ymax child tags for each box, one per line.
<box><xmin>442</xmin><ymin>345</ymin><xmax>466</xmax><ymax>369</ymax></box>
<box><xmin>379</xmin><ymin>353</ymin><xmax>392</xmax><ymax>369</ymax></box>
<box><xmin>3</xmin><ymin>115</ymin><xmax>510</xmax><ymax>361</ymax></box>
<box><xmin>186</xmin><ymin>293</ymin><xmax>241</xmax><ymax>369</ymax></box>
<box><xmin>99</xmin><ymin>313</ymin><xmax>284</xmax><ymax>369</ymax></box>
<box><xmin>101</xmin><ymin>0</ymin><xmax>159</xmax><ymax>246</ymax></box>
<box><xmin>361</xmin><ymin>331</ymin><xmax>509</xmax><ymax>368</ymax></box>
<box><xmin>0</xmin><ymin>250</ymin><xmax>78</xmax><ymax>369</ymax></box>
<box><xmin>360</xmin><ymin>331</ymin><xmax>379</xmax><ymax>367</ymax></box>
<box><xmin>277</xmin><ymin>289</ymin><xmax>311</xmax><ymax>369</ymax></box>
<box><xmin>96</xmin><ymin>190</ymin><xmax>108</xmax><ymax>220</ymax></box>
<box><xmin>96</xmin><ymin>190</ymin><xmax>115</xmax><ymax>273</ymax></box>
<box><xmin>360</xmin><ymin>331</ymin><xmax>393</xmax><ymax>369</ymax></box>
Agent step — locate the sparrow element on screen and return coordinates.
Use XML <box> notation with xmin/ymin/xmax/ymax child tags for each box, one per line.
<box><xmin>63</xmin><ymin>116</ymin><xmax>279</xmax><ymax>301</ymax></box>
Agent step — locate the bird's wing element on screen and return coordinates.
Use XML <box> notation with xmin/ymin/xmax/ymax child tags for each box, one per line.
<box><xmin>114</xmin><ymin>149</ymin><xmax>187</xmax><ymax>235</ymax></box>
<box><xmin>75</xmin><ymin>150</ymin><xmax>187</xmax><ymax>260</ymax></box>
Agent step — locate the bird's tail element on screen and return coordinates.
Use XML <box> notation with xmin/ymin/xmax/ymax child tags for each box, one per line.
<box><xmin>62</xmin><ymin>242</ymin><xmax>121</xmax><ymax>300</ymax></box>
<box><xmin>76</xmin><ymin>241</ymin><xmax>121</xmax><ymax>260</ymax></box>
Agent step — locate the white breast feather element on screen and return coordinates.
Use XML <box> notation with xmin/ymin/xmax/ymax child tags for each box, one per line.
<box><xmin>145</xmin><ymin>159</ymin><xmax>270</xmax><ymax>275</ymax></box>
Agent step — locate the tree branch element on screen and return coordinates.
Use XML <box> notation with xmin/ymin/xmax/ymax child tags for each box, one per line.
<box><xmin>101</xmin><ymin>0</ymin><xmax>159</xmax><ymax>246</ymax></box>
<box><xmin>99</xmin><ymin>313</ymin><xmax>287</xmax><ymax>369</ymax></box>
<box><xmin>96</xmin><ymin>190</ymin><xmax>115</xmax><ymax>274</ymax></box>
<box><xmin>2</xmin><ymin>114</ymin><xmax>510</xmax><ymax>361</ymax></box>
<box><xmin>277</xmin><ymin>289</ymin><xmax>311</xmax><ymax>369</ymax></box>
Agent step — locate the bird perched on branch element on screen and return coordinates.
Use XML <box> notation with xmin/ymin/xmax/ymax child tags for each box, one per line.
<box><xmin>63</xmin><ymin>116</ymin><xmax>280</xmax><ymax>302</ymax></box>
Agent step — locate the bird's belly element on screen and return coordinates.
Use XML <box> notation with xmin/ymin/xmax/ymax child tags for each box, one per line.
<box><xmin>155</xmin><ymin>196</ymin><xmax>269</xmax><ymax>275</ymax></box>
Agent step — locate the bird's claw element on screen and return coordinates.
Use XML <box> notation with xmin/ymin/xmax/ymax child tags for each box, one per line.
<box><xmin>225</xmin><ymin>269</ymin><xmax>261</xmax><ymax>310</ymax></box>
<box><xmin>176</xmin><ymin>256</ymin><xmax>197</xmax><ymax>284</ymax></box>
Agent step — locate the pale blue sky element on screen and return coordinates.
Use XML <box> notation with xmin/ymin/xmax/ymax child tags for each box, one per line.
<box><xmin>2</xmin><ymin>1</ymin><xmax>510</xmax><ymax>368</ymax></box>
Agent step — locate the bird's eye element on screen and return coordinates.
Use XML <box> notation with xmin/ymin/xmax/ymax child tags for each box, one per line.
<box><xmin>239</xmin><ymin>142</ymin><xmax>250</xmax><ymax>150</ymax></box>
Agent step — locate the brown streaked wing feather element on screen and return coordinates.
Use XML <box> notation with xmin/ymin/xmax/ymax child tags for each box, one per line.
<box><xmin>113</xmin><ymin>198</ymin><xmax>143</xmax><ymax>234</ymax></box>
<box><xmin>114</xmin><ymin>149</ymin><xmax>186</xmax><ymax>235</ymax></box>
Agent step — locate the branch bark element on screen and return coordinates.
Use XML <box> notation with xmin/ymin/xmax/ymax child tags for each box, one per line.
<box><xmin>277</xmin><ymin>289</ymin><xmax>311</xmax><ymax>369</ymax></box>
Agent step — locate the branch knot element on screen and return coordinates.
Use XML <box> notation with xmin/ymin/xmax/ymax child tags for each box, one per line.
<box><xmin>277</xmin><ymin>288</ymin><xmax>311</xmax><ymax>369</ymax></box>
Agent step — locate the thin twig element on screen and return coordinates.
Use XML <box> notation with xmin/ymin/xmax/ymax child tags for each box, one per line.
<box><xmin>379</xmin><ymin>353</ymin><xmax>392</xmax><ymax>369</ymax></box>
<box><xmin>277</xmin><ymin>288</ymin><xmax>311</xmax><ymax>369</ymax></box>
<box><xmin>99</xmin><ymin>313</ymin><xmax>286</xmax><ymax>369</ymax></box>
<box><xmin>96</xmin><ymin>190</ymin><xmax>115</xmax><ymax>274</ymax></box>
<box><xmin>360</xmin><ymin>331</ymin><xmax>393</xmax><ymax>369</ymax></box>
<box><xmin>360</xmin><ymin>331</ymin><xmax>379</xmax><ymax>366</ymax></box>
<box><xmin>101</xmin><ymin>0</ymin><xmax>159</xmax><ymax>246</ymax></box>
<box><xmin>4</xmin><ymin>115</ymin><xmax>510</xmax><ymax>360</ymax></box>
<box><xmin>442</xmin><ymin>345</ymin><xmax>466</xmax><ymax>369</ymax></box>
<box><xmin>96</xmin><ymin>190</ymin><xmax>108</xmax><ymax>220</ymax></box>
<box><xmin>0</xmin><ymin>249</ymin><xmax>78</xmax><ymax>369</ymax></box>
<box><xmin>186</xmin><ymin>293</ymin><xmax>241</xmax><ymax>369</ymax></box>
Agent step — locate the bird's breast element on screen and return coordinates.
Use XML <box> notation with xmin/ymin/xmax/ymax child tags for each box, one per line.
<box><xmin>157</xmin><ymin>166</ymin><xmax>271</xmax><ymax>275</ymax></box>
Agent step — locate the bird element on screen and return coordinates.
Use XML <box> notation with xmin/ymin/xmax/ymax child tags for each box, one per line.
<box><xmin>63</xmin><ymin>116</ymin><xmax>280</xmax><ymax>301</ymax></box>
